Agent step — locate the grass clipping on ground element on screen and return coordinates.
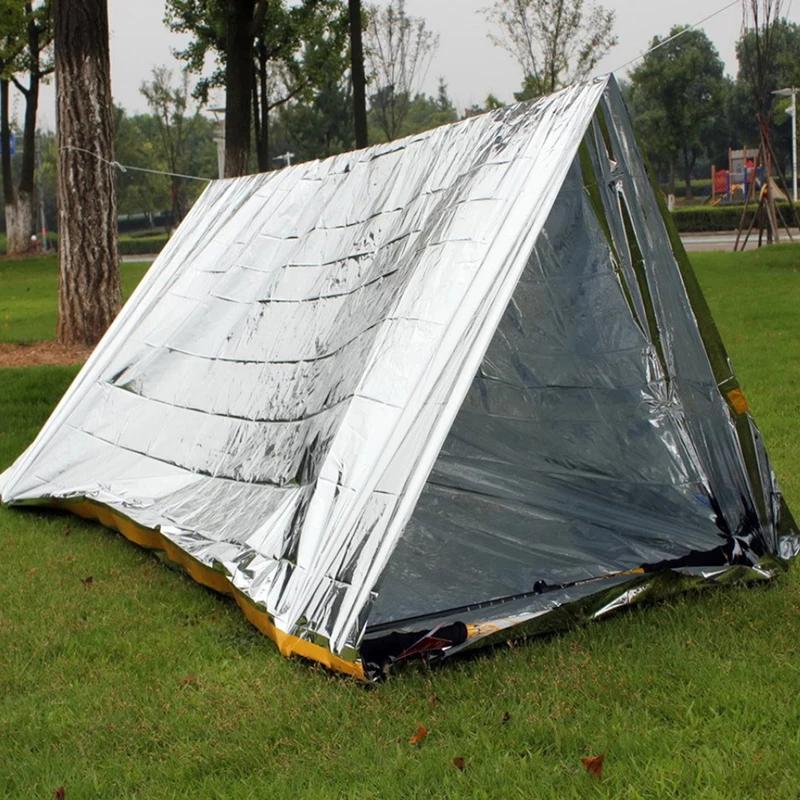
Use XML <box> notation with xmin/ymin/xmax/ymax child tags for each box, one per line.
<box><xmin>0</xmin><ymin>248</ymin><xmax>799</xmax><ymax>799</ymax></box>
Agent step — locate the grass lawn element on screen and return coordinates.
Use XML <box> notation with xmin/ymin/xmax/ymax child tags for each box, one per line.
<box><xmin>0</xmin><ymin>256</ymin><xmax>149</xmax><ymax>343</ymax></box>
<box><xmin>1</xmin><ymin>248</ymin><xmax>799</xmax><ymax>799</ymax></box>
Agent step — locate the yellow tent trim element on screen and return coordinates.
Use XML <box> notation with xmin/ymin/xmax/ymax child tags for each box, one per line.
<box><xmin>54</xmin><ymin>498</ymin><xmax>365</xmax><ymax>681</ymax></box>
<box><xmin>726</xmin><ymin>388</ymin><xmax>750</xmax><ymax>416</ymax></box>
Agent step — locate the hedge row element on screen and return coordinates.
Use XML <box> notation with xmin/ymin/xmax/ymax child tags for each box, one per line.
<box><xmin>118</xmin><ymin>235</ymin><xmax>169</xmax><ymax>255</ymax></box>
<box><xmin>658</xmin><ymin>178</ymin><xmax>713</xmax><ymax>200</ymax></box>
<box><xmin>671</xmin><ymin>202</ymin><xmax>800</xmax><ymax>233</ymax></box>
<box><xmin>116</xmin><ymin>209</ymin><xmax>782</xmax><ymax>239</ymax></box>
<box><xmin>0</xmin><ymin>233</ymin><xmax>168</xmax><ymax>257</ymax></box>
<box><xmin>114</xmin><ymin>210</ymin><xmax>800</xmax><ymax>242</ymax></box>
<box><xmin>2</xmin><ymin>205</ymin><xmax>797</xmax><ymax>255</ymax></box>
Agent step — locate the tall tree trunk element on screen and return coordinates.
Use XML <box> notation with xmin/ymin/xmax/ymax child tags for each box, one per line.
<box><xmin>1</xmin><ymin>78</ymin><xmax>20</xmax><ymax>254</ymax></box>
<box><xmin>55</xmin><ymin>0</ymin><xmax>120</xmax><ymax>346</ymax></box>
<box><xmin>5</xmin><ymin>193</ymin><xmax>35</xmax><ymax>255</ymax></box>
<box><xmin>0</xmin><ymin>80</ymin><xmax>11</xmax><ymax>207</ymax></box>
<box><xmin>255</xmin><ymin>39</ymin><xmax>269</xmax><ymax>172</ymax></box>
<box><xmin>20</xmin><ymin>2</ymin><xmax>39</xmax><ymax>199</ymax></box>
<box><xmin>252</xmin><ymin>64</ymin><xmax>262</xmax><ymax>170</ymax></box>
<box><xmin>349</xmin><ymin>0</ymin><xmax>368</xmax><ymax>149</ymax></box>
<box><xmin>7</xmin><ymin>16</ymin><xmax>41</xmax><ymax>255</ymax></box>
<box><xmin>3</xmin><ymin>3</ymin><xmax>46</xmax><ymax>255</ymax></box>
<box><xmin>224</xmin><ymin>0</ymin><xmax>255</xmax><ymax>177</ymax></box>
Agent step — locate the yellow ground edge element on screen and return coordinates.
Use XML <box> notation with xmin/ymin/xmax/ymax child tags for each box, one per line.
<box><xmin>51</xmin><ymin>498</ymin><xmax>366</xmax><ymax>681</ymax></box>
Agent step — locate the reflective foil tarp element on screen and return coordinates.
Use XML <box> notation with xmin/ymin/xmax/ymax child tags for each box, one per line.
<box><xmin>2</xmin><ymin>76</ymin><xmax>796</xmax><ymax>679</ymax></box>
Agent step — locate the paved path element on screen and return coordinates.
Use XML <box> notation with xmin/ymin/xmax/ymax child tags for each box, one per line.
<box><xmin>121</xmin><ymin>254</ymin><xmax>159</xmax><ymax>263</ymax></box>
<box><xmin>681</xmin><ymin>230</ymin><xmax>800</xmax><ymax>252</ymax></box>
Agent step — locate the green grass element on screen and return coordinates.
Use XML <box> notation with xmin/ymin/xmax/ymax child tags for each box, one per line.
<box><xmin>0</xmin><ymin>247</ymin><xmax>799</xmax><ymax>798</ymax></box>
<box><xmin>0</xmin><ymin>256</ymin><xmax>150</xmax><ymax>342</ymax></box>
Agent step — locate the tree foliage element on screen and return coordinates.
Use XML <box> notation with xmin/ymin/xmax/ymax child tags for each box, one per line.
<box><xmin>365</xmin><ymin>0</ymin><xmax>438</xmax><ymax>140</ymax></box>
<box><xmin>140</xmin><ymin>66</ymin><xmax>197</xmax><ymax>221</ymax></box>
<box><xmin>270</xmin><ymin>76</ymin><xmax>354</xmax><ymax>163</ymax></box>
<box><xmin>0</xmin><ymin>1</ymin><xmax>27</xmax><ymax>72</ymax></box>
<box><xmin>734</xmin><ymin>15</ymin><xmax>800</xmax><ymax>173</ymax></box>
<box><xmin>484</xmin><ymin>0</ymin><xmax>616</xmax><ymax>100</ymax></box>
<box><xmin>379</xmin><ymin>81</ymin><xmax>457</xmax><ymax>140</ymax></box>
<box><xmin>113</xmin><ymin>106</ymin><xmax>216</xmax><ymax>219</ymax></box>
<box><xmin>738</xmin><ymin>0</ymin><xmax>788</xmax><ymax>121</ymax></box>
<box><xmin>629</xmin><ymin>27</ymin><xmax>727</xmax><ymax>198</ymax></box>
<box><xmin>165</xmin><ymin>0</ymin><xmax>349</xmax><ymax>173</ymax></box>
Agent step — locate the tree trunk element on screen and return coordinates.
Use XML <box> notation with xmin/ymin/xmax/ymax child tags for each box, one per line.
<box><xmin>1</xmin><ymin>78</ymin><xmax>17</xmax><ymax>252</ymax></box>
<box><xmin>19</xmin><ymin>3</ymin><xmax>40</xmax><ymax>199</ymax></box>
<box><xmin>1</xmin><ymin>79</ymin><xmax>32</xmax><ymax>256</ymax></box>
<box><xmin>4</xmin><ymin>11</ymin><xmax>43</xmax><ymax>257</ymax></box>
<box><xmin>252</xmin><ymin>63</ymin><xmax>262</xmax><ymax>171</ymax></box>
<box><xmin>55</xmin><ymin>0</ymin><xmax>120</xmax><ymax>346</ymax></box>
<box><xmin>5</xmin><ymin>191</ymin><xmax>35</xmax><ymax>254</ymax></box>
<box><xmin>224</xmin><ymin>0</ymin><xmax>255</xmax><ymax>177</ymax></box>
<box><xmin>349</xmin><ymin>0</ymin><xmax>368</xmax><ymax>149</ymax></box>
<box><xmin>255</xmin><ymin>38</ymin><xmax>269</xmax><ymax>172</ymax></box>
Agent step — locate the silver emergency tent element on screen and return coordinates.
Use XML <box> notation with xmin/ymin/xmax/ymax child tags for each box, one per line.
<box><xmin>2</xmin><ymin>76</ymin><xmax>797</xmax><ymax>680</ymax></box>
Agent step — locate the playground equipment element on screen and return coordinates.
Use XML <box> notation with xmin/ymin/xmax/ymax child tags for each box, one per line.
<box><xmin>711</xmin><ymin>148</ymin><xmax>762</xmax><ymax>205</ymax></box>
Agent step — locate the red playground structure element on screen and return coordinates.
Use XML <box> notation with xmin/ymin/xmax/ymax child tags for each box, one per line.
<box><xmin>712</xmin><ymin>148</ymin><xmax>764</xmax><ymax>204</ymax></box>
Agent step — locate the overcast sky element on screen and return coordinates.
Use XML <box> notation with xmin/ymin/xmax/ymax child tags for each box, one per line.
<box><xmin>16</xmin><ymin>0</ymin><xmax>800</xmax><ymax>131</ymax></box>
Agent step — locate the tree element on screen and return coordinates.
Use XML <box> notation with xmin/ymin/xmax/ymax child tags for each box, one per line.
<box><xmin>484</xmin><ymin>0</ymin><xmax>616</xmax><ymax>101</ymax></box>
<box><xmin>628</xmin><ymin>27</ymin><xmax>727</xmax><ymax>199</ymax></box>
<box><xmin>348</xmin><ymin>0</ymin><xmax>368</xmax><ymax>148</ymax></box>
<box><xmin>365</xmin><ymin>0</ymin><xmax>438</xmax><ymax>141</ymax></box>
<box><xmin>403</xmin><ymin>81</ymin><xmax>457</xmax><ymax>134</ymax></box>
<box><xmin>165</xmin><ymin>0</ymin><xmax>262</xmax><ymax>177</ymax></box>
<box><xmin>734</xmin><ymin>0</ymin><xmax>796</xmax><ymax>243</ymax></box>
<box><xmin>735</xmin><ymin>15</ymin><xmax>800</xmax><ymax>174</ymax></box>
<box><xmin>140</xmin><ymin>66</ymin><xmax>194</xmax><ymax>222</ymax></box>
<box><xmin>166</xmin><ymin>0</ymin><xmax>349</xmax><ymax>174</ymax></box>
<box><xmin>1</xmin><ymin>2</ymin><xmax>25</xmax><ymax>253</ymax></box>
<box><xmin>113</xmin><ymin>106</ymin><xmax>216</xmax><ymax>222</ymax></box>
<box><xmin>463</xmin><ymin>93</ymin><xmax>504</xmax><ymax>118</ymax></box>
<box><xmin>113</xmin><ymin>106</ymin><xmax>172</xmax><ymax>220</ymax></box>
<box><xmin>55</xmin><ymin>0</ymin><xmax>120</xmax><ymax>345</ymax></box>
<box><xmin>271</xmin><ymin>75</ymin><xmax>354</xmax><ymax>162</ymax></box>
<box><xmin>252</xmin><ymin>0</ymin><xmax>348</xmax><ymax>171</ymax></box>
<box><xmin>737</xmin><ymin>1</ymin><xmax>789</xmax><ymax>121</ymax></box>
<box><xmin>1</xmin><ymin>1</ymin><xmax>52</xmax><ymax>255</ymax></box>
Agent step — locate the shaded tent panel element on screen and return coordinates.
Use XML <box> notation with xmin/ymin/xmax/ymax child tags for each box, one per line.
<box><xmin>1</xmin><ymin>77</ymin><xmax>796</xmax><ymax>680</ymax></box>
<box><xmin>369</xmin><ymin>155</ymin><xmax>724</xmax><ymax>629</ymax></box>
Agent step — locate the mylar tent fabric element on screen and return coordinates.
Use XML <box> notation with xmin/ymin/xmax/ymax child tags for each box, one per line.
<box><xmin>2</xmin><ymin>76</ymin><xmax>797</xmax><ymax>680</ymax></box>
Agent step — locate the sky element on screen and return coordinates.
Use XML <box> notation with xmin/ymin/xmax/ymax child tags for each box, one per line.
<box><xmin>16</xmin><ymin>0</ymin><xmax>800</xmax><ymax>131</ymax></box>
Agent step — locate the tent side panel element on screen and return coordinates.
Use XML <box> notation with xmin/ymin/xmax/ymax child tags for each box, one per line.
<box><xmin>369</xmin><ymin>152</ymin><xmax>733</xmax><ymax>629</ymax></box>
<box><xmin>364</xmin><ymin>84</ymin><xmax>797</xmax><ymax>668</ymax></box>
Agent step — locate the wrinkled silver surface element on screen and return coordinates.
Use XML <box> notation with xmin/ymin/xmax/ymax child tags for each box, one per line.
<box><xmin>1</xmin><ymin>76</ymin><xmax>794</xmax><ymax>665</ymax></box>
<box><xmin>369</xmin><ymin>81</ymin><xmax>796</xmax><ymax>631</ymax></box>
